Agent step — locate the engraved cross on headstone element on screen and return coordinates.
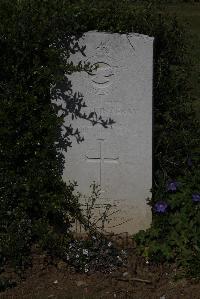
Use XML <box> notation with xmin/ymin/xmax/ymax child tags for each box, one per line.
<box><xmin>85</xmin><ymin>139</ymin><xmax>119</xmax><ymax>188</ymax></box>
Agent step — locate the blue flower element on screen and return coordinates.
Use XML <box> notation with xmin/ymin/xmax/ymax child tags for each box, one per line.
<box><xmin>154</xmin><ymin>201</ymin><xmax>168</xmax><ymax>213</ymax></box>
<box><xmin>166</xmin><ymin>180</ymin><xmax>180</xmax><ymax>192</ymax></box>
<box><xmin>192</xmin><ymin>193</ymin><xmax>200</xmax><ymax>202</ymax></box>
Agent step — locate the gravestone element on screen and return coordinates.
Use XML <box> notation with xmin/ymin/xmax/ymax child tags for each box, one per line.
<box><xmin>62</xmin><ymin>31</ymin><xmax>154</xmax><ymax>234</ymax></box>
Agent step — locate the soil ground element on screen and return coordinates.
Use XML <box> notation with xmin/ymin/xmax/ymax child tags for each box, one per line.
<box><xmin>0</xmin><ymin>241</ymin><xmax>200</xmax><ymax>299</ymax></box>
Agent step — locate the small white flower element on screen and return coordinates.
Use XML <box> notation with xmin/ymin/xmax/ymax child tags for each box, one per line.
<box><xmin>83</xmin><ymin>249</ymin><xmax>88</xmax><ymax>256</ymax></box>
<box><xmin>76</xmin><ymin>254</ymin><xmax>79</xmax><ymax>258</ymax></box>
<box><xmin>117</xmin><ymin>256</ymin><xmax>122</xmax><ymax>262</ymax></box>
<box><xmin>108</xmin><ymin>242</ymin><xmax>112</xmax><ymax>247</ymax></box>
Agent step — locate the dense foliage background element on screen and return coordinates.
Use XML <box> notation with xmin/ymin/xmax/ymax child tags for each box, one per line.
<box><xmin>0</xmin><ymin>0</ymin><xmax>199</xmax><ymax>283</ymax></box>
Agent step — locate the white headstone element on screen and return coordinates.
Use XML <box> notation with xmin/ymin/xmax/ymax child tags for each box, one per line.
<box><xmin>62</xmin><ymin>31</ymin><xmax>154</xmax><ymax>234</ymax></box>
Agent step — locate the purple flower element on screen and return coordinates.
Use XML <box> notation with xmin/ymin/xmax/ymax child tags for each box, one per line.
<box><xmin>166</xmin><ymin>180</ymin><xmax>180</xmax><ymax>192</ymax></box>
<box><xmin>192</xmin><ymin>193</ymin><xmax>200</xmax><ymax>202</ymax></box>
<box><xmin>154</xmin><ymin>201</ymin><xmax>168</xmax><ymax>213</ymax></box>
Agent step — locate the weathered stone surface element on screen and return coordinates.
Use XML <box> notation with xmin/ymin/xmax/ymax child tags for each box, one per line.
<box><xmin>62</xmin><ymin>31</ymin><xmax>154</xmax><ymax>234</ymax></box>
